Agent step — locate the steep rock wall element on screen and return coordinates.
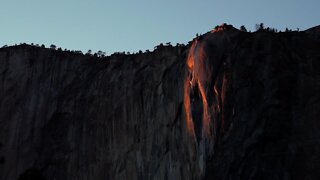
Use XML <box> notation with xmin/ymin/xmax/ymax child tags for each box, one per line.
<box><xmin>0</xmin><ymin>46</ymin><xmax>200</xmax><ymax>180</ymax></box>
<box><xmin>1</xmin><ymin>25</ymin><xmax>320</xmax><ymax>180</ymax></box>
<box><xmin>185</xmin><ymin>26</ymin><xmax>320</xmax><ymax>179</ymax></box>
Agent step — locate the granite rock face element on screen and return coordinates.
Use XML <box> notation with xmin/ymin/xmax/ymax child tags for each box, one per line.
<box><xmin>1</xmin><ymin>25</ymin><xmax>320</xmax><ymax>180</ymax></box>
<box><xmin>185</xmin><ymin>25</ymin><xmax>320</xmax><ymax>180</ymax></box>
<box><xmin>0</xmin><ymin>45</ymin><xmax>195</xmax><ymax>180</ymax></box>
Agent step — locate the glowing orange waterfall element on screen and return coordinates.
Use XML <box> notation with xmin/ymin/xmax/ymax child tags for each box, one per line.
<box><xmin>185</xmin><ymin>40</ymin><xmax>197</xmax><ymax>135</ymax></box>
<box><xmin>184</xmin><ymin>38</ymin><xmax>212</xmax><ymax>139</ymax></box>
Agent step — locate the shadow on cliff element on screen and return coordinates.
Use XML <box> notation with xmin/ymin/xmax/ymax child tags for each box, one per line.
<box><xmin>18</xmin><ymin>168</ymin><xmax>46</xmax><ymax>180</ymax></box>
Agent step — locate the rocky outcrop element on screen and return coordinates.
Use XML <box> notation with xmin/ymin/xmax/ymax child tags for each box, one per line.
<box><xmin>185</xmin><ymin>25</ymin><xmax>320</xmax><ymax>180</ymax></box>
<box><xmin>1</xmin><ymin>25</ymin><xmax>320</xmax><ymax>180</ymax></box>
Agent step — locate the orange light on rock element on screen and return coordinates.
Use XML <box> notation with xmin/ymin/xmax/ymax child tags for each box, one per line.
<box><xmin>184</xmin><ymin>38</ymin><xmax>212</xmax><ymax>139</ymax></box>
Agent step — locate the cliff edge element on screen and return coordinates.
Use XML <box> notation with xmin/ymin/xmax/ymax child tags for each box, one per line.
<box><xmin>1</xmin><ymin>25</ymin><xmax>320</xmax><ymax>180</ymax></box>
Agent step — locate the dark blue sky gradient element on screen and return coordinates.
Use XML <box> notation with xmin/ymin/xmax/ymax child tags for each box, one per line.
<box><xmin>1</xmin><ymin>0</ymin><xmax>319</xmax><ymax>54</ymax></box>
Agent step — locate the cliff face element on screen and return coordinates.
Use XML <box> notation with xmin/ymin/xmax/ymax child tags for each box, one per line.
<box><xmin>1</xmin><ymin>25</ymin><xmax>320</xmax><ymax>180</ymax></box>
<box><xmin>0</xmin><ymin>45</ymin><xmax>195</xmax><ymax>180</ymax></box>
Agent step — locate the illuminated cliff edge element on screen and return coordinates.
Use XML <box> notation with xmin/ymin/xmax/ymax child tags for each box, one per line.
<box><xmin>184</xmin><ymin>24</ymin><xmax>239</xmax><ymax>175</ymax></box>
<box><xmin>185</xmin><ymin>24</ymin><xmax>234</xmax><ymax>141</ymax></box>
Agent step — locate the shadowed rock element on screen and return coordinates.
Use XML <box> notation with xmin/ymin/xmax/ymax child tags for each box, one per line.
<box><xmin>1</xmin><ymin>25</ymin><xmax>320</xmax><ymax>180</ymax></box>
